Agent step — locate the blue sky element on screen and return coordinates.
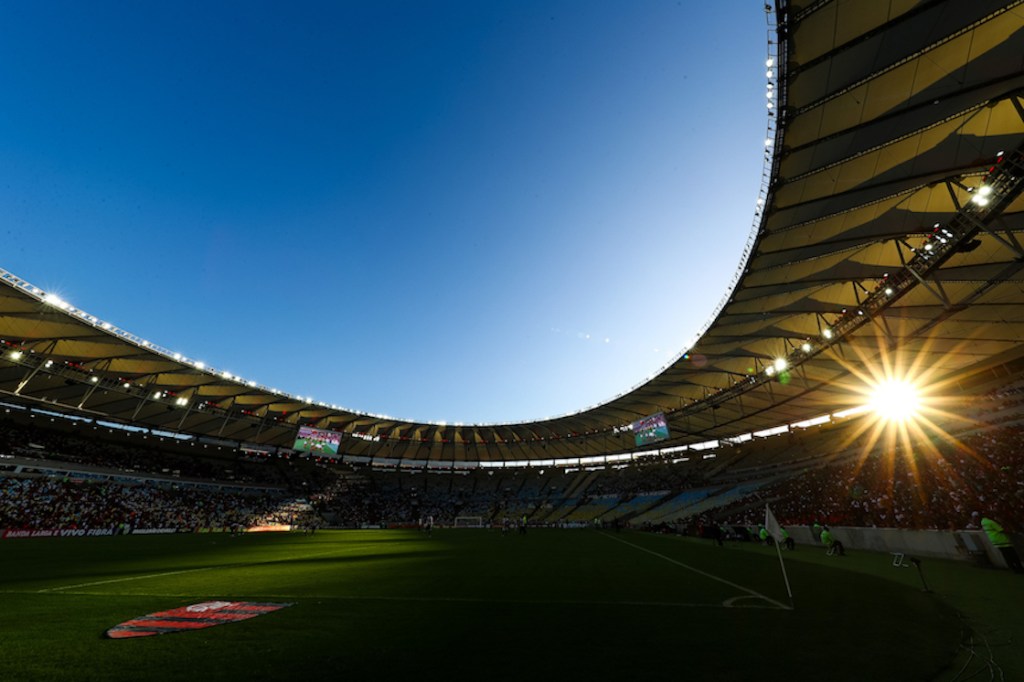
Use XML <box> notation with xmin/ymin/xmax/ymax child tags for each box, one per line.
<box><xmin>1</xmin><ymin>2</ymin><xmax>768</xmax><ymax>424</ymax></box>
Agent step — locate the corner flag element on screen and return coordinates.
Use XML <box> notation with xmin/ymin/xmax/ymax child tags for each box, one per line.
<box><xmin>765</xmin><ymin>504</ymin><xmax>783</xmax><ymax>543</ymax></box>
<box><xmin>765</xmin><ymin>504</ymin><xmax>794</xmax><ymax>606</ymax></box>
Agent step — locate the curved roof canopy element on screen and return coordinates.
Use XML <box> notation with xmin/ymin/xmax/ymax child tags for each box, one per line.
<box><xmin>2</xmin><ymin>0</ymin><xmax>1024</xmax><ymax>465</ymax></box>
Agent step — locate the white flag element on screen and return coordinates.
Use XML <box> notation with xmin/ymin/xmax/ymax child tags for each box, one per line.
<box><xmin>765</xmin><ymin>504</ymin><xmax>783</xmax><ymax>543</ymax></box>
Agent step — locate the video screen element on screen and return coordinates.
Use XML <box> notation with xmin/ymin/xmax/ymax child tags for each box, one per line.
<box><xmin>293</xmin><ymin>426</ymin><xmax>342</xmax><ymax>456</ymax></box>
<box><xmin>632</xmin><ymin>412</ymin><xmax>670</xmax><ymax>447</ymax></box>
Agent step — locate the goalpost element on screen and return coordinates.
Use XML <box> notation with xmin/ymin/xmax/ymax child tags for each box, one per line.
<box><xmin>453</xmin><ymin>516</ymin><xmax>485</xmax><ymax>528</ymax></box>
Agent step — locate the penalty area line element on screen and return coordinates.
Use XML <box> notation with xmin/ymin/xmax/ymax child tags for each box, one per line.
<box><xmin>599</xmin><ymin>532</ymin><xmax>791</xmax><ymax>611</ymax></box>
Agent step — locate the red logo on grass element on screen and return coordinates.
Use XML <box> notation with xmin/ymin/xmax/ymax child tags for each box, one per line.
<box><xmin>106</xmin><ymin>601</ymin><xmax>292</xmax><ymax>638</ymax></box>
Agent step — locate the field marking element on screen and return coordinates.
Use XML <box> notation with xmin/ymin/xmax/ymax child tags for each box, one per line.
<box><xmin>599</xmin><ymin>532</ymin><xmax>791</xmax><ymax>611</ymax></box>
<box><xmin>35</xmin><ymin>547</ymin><xmax>347</xmax><ymax>594</ymax></box>
<box><xmin>37</xmin><ymin>567</ymin><xmax>213</xmax><ymax>593</ymax></box>
<box><xmin>8</xmin><ymin>589</ymin><xmax>738</xmax><ymax>610</ymax></box>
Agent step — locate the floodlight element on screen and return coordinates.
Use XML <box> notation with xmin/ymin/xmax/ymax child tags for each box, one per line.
<box><xmin>765</xmin><ymin>366</ymin><xmax>776</xmax><ymax>376</ymax></box>
<box><xmin>43</xmin><ymin>293</ymin><xmax>69</xmax><ymax>310</ymax></box>
<box><xmin>773</xmin><ymin>358</ymin><xmax>788</xmax><ymax>371</ymax></box>
<box><xmin>822</xmin><ymin>328</ymin><xmax>833</xmax><ymax>339</ymax></box>
<box><xmin>801</xmin><ymin>342</ymin><xmax>811</xmax><ymax>352</ymax></box>
<box><xmin>10</xmin><ymin>350</ymin><xmax>23</xmax><ymax>360</ymax></box>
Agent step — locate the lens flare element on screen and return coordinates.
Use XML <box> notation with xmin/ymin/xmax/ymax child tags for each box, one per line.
<box><xmin>869</xmin><ymin>380</ymin><xmax>919</xmax><ymax>422</ymax></box>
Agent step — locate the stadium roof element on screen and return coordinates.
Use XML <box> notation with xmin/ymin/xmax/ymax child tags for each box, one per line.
<box><xmin>2</xmin><ymin>0</ymin><xmax>1024</xmax><ymax>466</ymax></box>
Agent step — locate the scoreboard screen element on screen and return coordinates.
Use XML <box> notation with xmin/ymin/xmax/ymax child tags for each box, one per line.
<box><xmin>632</xmin><ymin>412</ymin><xmax>670</xmax><ymax>447</ymax></box>
<box><xmin>293</xmin><ymin>426</ymin><xmax>342</xmax><ymax>456</ymax></box>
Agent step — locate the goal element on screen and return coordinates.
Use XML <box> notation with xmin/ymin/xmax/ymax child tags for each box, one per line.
<box><xmin>453</xmin><ymin>516</ymin><xmax>485</xmax><ymax>528</ymax></box>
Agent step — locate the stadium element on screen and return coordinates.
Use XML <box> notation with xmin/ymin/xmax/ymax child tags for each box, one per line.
<box><xmin>2</xmin><ymin>2</ymin><xmax>1023</xmax><ymax>681</ymax></box>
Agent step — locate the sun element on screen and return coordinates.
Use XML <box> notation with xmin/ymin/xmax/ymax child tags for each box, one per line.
<box><xmin>868</xmin><ymin>379</ymin><xmax>920</xmax><ymax>422</ymax></box>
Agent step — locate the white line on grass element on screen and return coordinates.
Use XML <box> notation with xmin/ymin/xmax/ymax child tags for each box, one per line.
<box><xmin>37</xmin><ymin>567</ymin><xmax>213</xmax><ymax>593</ymax></box>
<box><xmin>36</xmin><ymin>547</ymin><xmax>346</xmax><ymax>594</ymax></box>
<box><xmin>599</xmin><ymin>532</ymin><xmax>791</xmax><ymax>610</ymax></box>
<box><xmin>12</xmin><ymin>589</ymin><xmax>742</xmax><ymax>609</ymax></box>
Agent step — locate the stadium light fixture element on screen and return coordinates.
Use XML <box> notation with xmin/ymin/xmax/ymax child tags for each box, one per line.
<box><xmin>43</xmin><ymin>293</ymin><xmax>70</xmax><ymax>310</ymax></box>
<box><xmin>765</xmin><ymin>365</ymin><xmax>776</xmax><ymax>377</ymax></box>
<box><xmin>773</xmin><ymin>358</ymin><xmax>788</xmax><ymax>372</ymax></box>
<box><xmin>90</xmin><ymin>376</ymin><xmax>99</xmax><ymax>383</ymax></box>
<box><xmin>9</xmin><ymin>350</ymin><xmax>23</xmax><ymax>360</ymax></box>
<box><xmin>801</xmin><ymin>342</ymin><xmax>811</xmax><ymax>353</ymax></box>
<box><xmin>822</xmin><ymin>328</ymin><xmax>834</xmax><ymax>340</ymax></box>
<box><xmin>971</xmin><ymin>185</ymin><xmax>993</xmax><ymax>206</ymax></box>
<box><xmin>885</xmin><ymin>287</ymin><xmax>894</xmax><ymax>296</ymax></box>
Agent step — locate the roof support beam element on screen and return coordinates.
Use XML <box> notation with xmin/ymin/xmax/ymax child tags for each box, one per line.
<box><xmin>959</xmin><ymin>212</ymin><xmax>1024</xmax><ymax>260</ymax></box>
<box><xmin>14</xmin><ymin>340</ymin><xmax>57</xmax><ymax>394</ymax></box>
<box><xmin>77</xmin><ymin>360</ymin><xmax>112</xmax><ymax>409</ymax></box>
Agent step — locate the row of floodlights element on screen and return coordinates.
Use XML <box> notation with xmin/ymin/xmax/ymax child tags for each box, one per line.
<box><xmin>754</xmin><ymin>167</ymin><xmax>1008</xmax><ymax>383</ymax></box>
<box><xmin>31</xmin><ymin>288</ymin><xmax>351</xmax><ymax>411</ymax></box>
<box><xmin>757</xmin><ymin>282</ymin><xmax>904</xmax><ymax>380</ymax></box>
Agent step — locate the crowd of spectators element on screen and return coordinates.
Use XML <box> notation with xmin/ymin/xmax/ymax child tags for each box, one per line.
<box><xmin>0</xmin><ymin>476</ymin><xmax>296</xmax><ymax>531</ymax></box>
<box><xmin>2</xmin><ymin>411</ymin><xmax>1021</xmax><ymax>535</ymax></box>
<box><xmin>721</xmin><ymin>425</ymin><xmax>1024</xmax><ymax>532</ymax></box>
<box><xmin>1</xmin><ymin>419</ymin><xmax>289</xmax><ymax>487</ymax></box>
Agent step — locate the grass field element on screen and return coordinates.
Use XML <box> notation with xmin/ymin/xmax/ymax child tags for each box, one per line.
<box><xmin>1</xmin><ymin>528</ymin><xmax>1018</xmax><ymax>681</ymax></box>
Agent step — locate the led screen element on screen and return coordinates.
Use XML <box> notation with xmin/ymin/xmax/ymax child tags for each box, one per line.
<box><xmin>293</xmin><ymin>426</ymin><xmax>341</xmax><ymax>456</ymax></box>
<box><xmin>632</xmin><ymin>412</ymin><xmax>670</xmax><ymax>447</ymax></box>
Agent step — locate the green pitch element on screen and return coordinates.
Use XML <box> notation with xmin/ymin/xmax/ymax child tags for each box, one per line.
<box><xmin>0</xmin><ymin>529</ymin><xmax>1005</xmax><ymax>681</ymax></box>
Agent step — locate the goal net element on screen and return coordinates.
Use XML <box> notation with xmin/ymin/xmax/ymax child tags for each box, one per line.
<box><xmin>453</xmin><ymin>516</ymin><xmax>485</xmax><ymax>528</ymax></box>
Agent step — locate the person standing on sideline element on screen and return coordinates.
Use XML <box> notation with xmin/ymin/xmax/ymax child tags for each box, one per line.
<box><xmin>978</xmin><ymin>513</ymin><xmax>1023</xmax><ymax>573</ymax></box>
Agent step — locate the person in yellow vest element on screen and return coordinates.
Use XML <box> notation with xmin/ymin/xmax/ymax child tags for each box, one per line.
<box><xmin>821</xmin><ymin>526</ymin><xmax>845</xmax><ymax>556</ymax></box>
<box><xmin>779</xmin><ymin>526</ymin><xmax>795</xmax><ymax>551</ymax></box>
<box><xmin>976</xmin><ymin>513</ymin><xmax>1022</xmax><ymax>573</ymax></box>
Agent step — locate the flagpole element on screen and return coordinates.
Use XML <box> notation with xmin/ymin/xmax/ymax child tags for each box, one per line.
<box><xmin>765</xmin><ymin>504</ymin><xmax>794</xmax><ymax>609</ymax></box>
<box><xmin>773</xmin><ymin>532</ymin><xmax>794</xmax><ymax>607</ymax></box>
